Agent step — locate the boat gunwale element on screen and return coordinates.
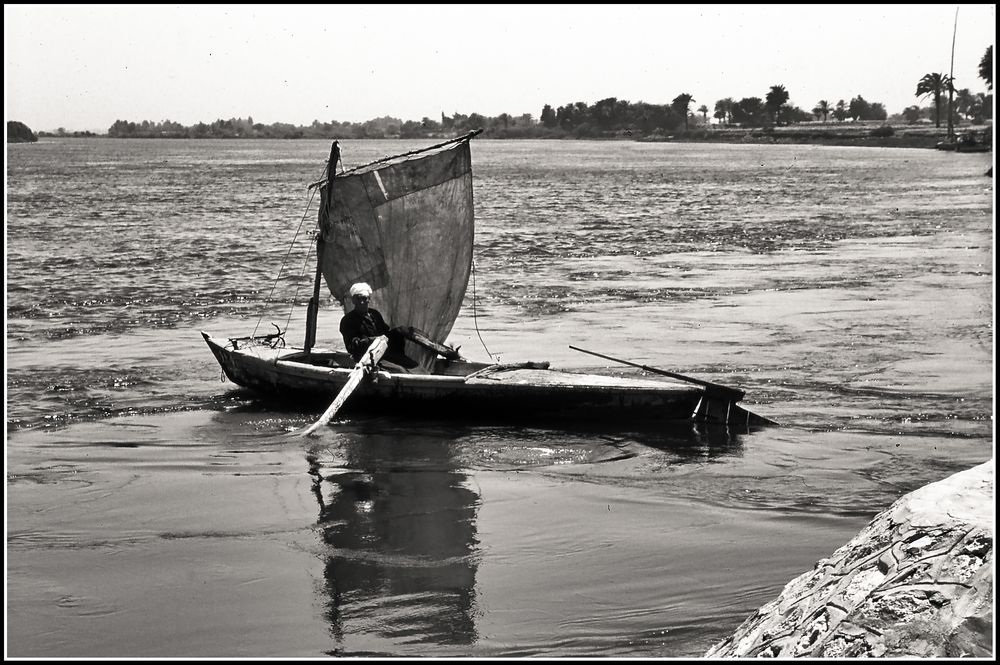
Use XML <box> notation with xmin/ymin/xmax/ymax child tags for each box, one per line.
<box><xmin>205</xmin><ymin>332</ymin><xmax>704</xmax><ymax>394</ymax></box>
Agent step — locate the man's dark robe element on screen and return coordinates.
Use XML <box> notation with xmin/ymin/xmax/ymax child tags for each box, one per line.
<box><xmin>339</xmin><ymin>308</ymin><xmax>417</xmax><ymax>369</ymax></box>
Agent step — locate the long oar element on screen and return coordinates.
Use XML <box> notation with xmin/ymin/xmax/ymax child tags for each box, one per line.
<box><xmin>568</xmin><ymin>345</ymin><xmax>745</xmax><ymax>401</ymax></box>
<box><xmin>299</xmin><ymin>335</ymin><xmax>388</xmax><ymax>437</ymax></box>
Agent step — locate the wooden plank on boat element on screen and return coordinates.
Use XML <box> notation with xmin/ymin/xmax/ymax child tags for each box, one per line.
<box><xmin>463</xmin><ymin>361</ymin><xmax>551</xmax><ymax>380</ymax></box>
<box><xmin>397</xmin><ymin>326</ymin><xmax>463</xmax><ymax>360</ymax></box>
<box><xmin>468</xmin><ymin>368</ymin><xmax>698</xmax><ymax>391</ymax></box>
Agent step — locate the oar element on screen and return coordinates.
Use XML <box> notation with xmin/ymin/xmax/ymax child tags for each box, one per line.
<box><xmin>568</xmin><ymin>345</ymin><xmax>745</xmax><ymax>401</ymax></box>
<box><xmin>299</xmin><ymin>335</ymin><xmax>388</xmax><ymax>437</ymax></box>
<box><xmin>397</xmin><ymin>326</ymin><xmax>463</xmax><ymax>360</ymax></box>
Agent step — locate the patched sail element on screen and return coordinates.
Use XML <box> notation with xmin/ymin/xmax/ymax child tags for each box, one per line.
<box><xmin>317</xmin><ymin>132</ymin><xmax>478</xmax><ymax>371</ymax></box>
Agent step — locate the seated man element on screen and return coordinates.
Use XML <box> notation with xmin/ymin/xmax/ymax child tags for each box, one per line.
<box><xmin>338</xmin><ymin>282</ymin><xmax>418</xmax><ymax>371</ymax></box>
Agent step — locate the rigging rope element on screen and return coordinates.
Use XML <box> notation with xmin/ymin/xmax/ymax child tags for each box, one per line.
<box><xmin>251</xmin><ymin>155</ymin><xmax>336</xmax><ymax>339</ymax></box>
<box><xmin>470</xmin><ymin>258</ymin><xmax>498</xmax><ymax>362</ymax></box>
<box><xmin>250</xmin><ymin>186</ymin><xmax>318</xmax><ymax>339</ymax></box>
<box><xmin>282</xmin><ymin>234</ymin><xmax>318</xmax><ymax>336</ymax></box>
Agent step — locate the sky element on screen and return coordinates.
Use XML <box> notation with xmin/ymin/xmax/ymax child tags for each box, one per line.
<box><xmin>4</xmin><ymin>3</ymin><xmax>996</xmax><ymax>133</ymax></box>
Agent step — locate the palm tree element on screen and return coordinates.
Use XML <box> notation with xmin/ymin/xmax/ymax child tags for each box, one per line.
<box><xmin>714</xmin><ymin>97</ymin><xmax>735</xmax><ymax>126</ymax></box>
<box><xmin>812</xmin><ymin>100</ymin><xmax>831</xmax><ymax>122</ymax></box>
<box><xmin>672</xmin><ymin>93</ymin><xmax>695</xmax><ymax>131</ymax></box>
<box><xmin>915</xmin><ymin>72</ymin><xmax>954</xmax><ymax>128</ymax></box>
<box><xmin>833</xmin><ymin>99</ymin><xmax>848</xmax><ymax>122</ymax></box>
<box><xmin>765</xmin><ymin>84</ymin><xmax>789</xmax><ymax>125</ymax></box>
<box><xmin>954</xmin><ymin>88</ymin><xmax>976</xmax><ymax>121</ymax></box>
<box><xmin>735</xmin><ymin>97</ymin><xmax>765</xmax><ymax>127</ymax></box>
<box><xmin>697</xmin><ymin>104</ymin><xmax>709</xmax><ymax>125</ymax></box>
<box><xmin>979</xmin><ymin>45</ymin><xmax>992</xmax><ymax>90</ymax></box>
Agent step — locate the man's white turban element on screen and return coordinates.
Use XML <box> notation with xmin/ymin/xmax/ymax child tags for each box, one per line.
<box><xmin>349</xmin><ymin>282</ymin><xmax>373</xmax><ymax>298</ymax></box>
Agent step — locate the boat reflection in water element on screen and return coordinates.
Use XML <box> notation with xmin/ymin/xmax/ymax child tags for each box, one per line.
<box><xmin>629</xmin><ymin>419</ymin><xmax>752</xmax><ymax>460</ymax></box>
<box><xmin>305</xmin><ymin>427</ymin><xmax>480</xmax><ymax>655</ymax></box>
<box><xmin>298</xmin><ymin>412</ymin><xmax>752</xmax><ymax>655</ymax></box>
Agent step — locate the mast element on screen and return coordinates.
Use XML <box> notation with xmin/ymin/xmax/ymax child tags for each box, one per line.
<box><xmin>947</xmin><ymin>7</ymin><xmax>958</xmax><ymax>139</ymax></box>
<box><xmin>303</xmin><ymin>141</ymin><xmax>339</xmax><ymax>353</ymax></box>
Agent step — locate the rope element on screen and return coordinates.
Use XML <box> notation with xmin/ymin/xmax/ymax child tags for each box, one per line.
<box><xmin>251</xmin><ymin>186</ymin><xmax>318</xmax><ymax>339</ymax></box>
<box><xmin>251</xmin><ymin>155</ymin><xmax>336</xmax><ymax>339</ymax></box>
<box><xmin>470</xmin><ymin>258</ymin><xmax>498</xmax><ymax>362</ymax></box>
<box><xmin>282</xmin><ymin>236</ymin><xmax>317</xmax><ymax>335</ymax></box>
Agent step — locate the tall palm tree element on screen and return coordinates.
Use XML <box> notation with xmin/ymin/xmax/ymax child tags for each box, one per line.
<box><xmin>765</xmin><ymin>84</ymin><xmax>789</xmax><ymax>125</ymax></box>
<box><xmin>672</xmin><ymin>93</ymin><xmax>695</xmax><ymax>131</ymax></box>
<box><xmin>812</xmin><ymin>100</ymin><xmax>831</xmax><ymax>122</ymax></box>
<box><xmin>697</xmin><ymin>104</ymin><xmax>709</xmax><ymax>125</ymax></box>
<box><xmin>915</xmin><ymin>72</ymin><xmax>954</xmax><ymax>128</ymax></box>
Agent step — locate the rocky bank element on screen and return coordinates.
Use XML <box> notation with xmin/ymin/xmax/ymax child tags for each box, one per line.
<box><xmin>706</xmin><ymin>459</ymin><xmax>994</xmax><ymax>658</ymax></box>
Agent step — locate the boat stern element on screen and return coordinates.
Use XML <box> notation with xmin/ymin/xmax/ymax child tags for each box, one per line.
<box><xmin>694</xmin><ymin>392</ymin><xmax>779</xmax><ymax>428</ymax></box>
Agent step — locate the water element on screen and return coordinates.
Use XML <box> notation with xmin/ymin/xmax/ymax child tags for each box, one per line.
<box><xmin>5</xmin><ymin>138</ymin><xmax>994</xmax><ymax>657</ymax></box>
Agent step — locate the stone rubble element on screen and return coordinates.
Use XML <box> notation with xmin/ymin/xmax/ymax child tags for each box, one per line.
<box><xmin>705</xmin><ymin>459</ymin><xmax>994</xmax><ymax>658</ymax></box>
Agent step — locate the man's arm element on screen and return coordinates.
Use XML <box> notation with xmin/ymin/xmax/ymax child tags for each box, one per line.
<box><xmin>340</xmin><ymin>313</ymin><xmax>375</xmax><ymax>357</ymax></box>
<box><xmin>370</xmin><ymin>309</ymin><xmax>392</xmax><ymax>335</ymax></box>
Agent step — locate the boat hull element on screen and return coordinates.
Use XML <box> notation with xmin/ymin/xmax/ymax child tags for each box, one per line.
<box><xmin>202</xmin><ymin>332</ymin><xmax>776</xmax><ymax>429</ymax></box>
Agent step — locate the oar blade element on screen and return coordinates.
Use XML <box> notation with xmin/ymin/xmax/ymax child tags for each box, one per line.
<box><xmin>299</xmin><ymin>335</ymin><xmax>388</xmax><ymax>436</ymax></box>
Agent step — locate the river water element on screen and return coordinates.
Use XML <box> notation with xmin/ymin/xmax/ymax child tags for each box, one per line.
<box><xmin>5</xmin><ymin>137</ymin><xmax>994</xmax><ymax>657</ymax></box>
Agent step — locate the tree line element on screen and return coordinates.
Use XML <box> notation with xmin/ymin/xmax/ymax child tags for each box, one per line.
<box><xmin>96</xmin><ymin>87</ymin><xmax>895</xmax><ymax>141</ymax></box>
<box><xmin>39</xmin><ymin>45</ymin><xmax>993</xmax><ymax>141</ymax></box>
<box><xmin>908</xmin><ymin>45</ymin><xmax>993</xmax><ymax>128</ymax></box>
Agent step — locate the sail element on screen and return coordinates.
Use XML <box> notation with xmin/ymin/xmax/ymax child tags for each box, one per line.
<box><xmin>317</xmin><ymin>134</ymin><xmax>476</xmax><ymax>371</ymax></box>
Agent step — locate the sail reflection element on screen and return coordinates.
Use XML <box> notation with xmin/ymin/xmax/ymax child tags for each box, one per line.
<box><xmin>306</xmin><ymin>429</ymin><xmax>479</xmax><ymax>653</ymax></box>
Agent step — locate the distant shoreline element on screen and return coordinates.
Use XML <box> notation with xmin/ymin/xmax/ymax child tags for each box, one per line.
<box><xmin>638</xmin><ymin>122</ymin><xmax>992</xmax><ymax>150</ymax></box>
<box><xmin>17</xmin><ymin>122</ymin><xmax>993</xmax><ymax>151</ymax></box>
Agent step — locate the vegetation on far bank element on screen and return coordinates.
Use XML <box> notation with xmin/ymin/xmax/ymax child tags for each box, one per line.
<box><xmin>42</xmin><ymin>90</ymin><xmax>991</xmax><ymax>143</ymax></box>
<box><xmin>18</xmin><ymin>45</ymin><xmax>993</xmax><ymax>148</ymax></box>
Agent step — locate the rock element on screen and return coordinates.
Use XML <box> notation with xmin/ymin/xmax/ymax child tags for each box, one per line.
<box><xmin>705</xmin><ymin>459</ymin><xmax>994</xmax><ymax>658</ymax></box>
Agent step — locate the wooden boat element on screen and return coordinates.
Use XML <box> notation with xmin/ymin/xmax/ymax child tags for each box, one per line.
<box><xmin>935</xmin><ymin>132</ymin><xmax>992</xmax><ymax>152</ymax></box>
<box><xmin>202</xmin><ymin>132</ymin><xmax>777</xmax><ymax>430</ymax></box>
<box><xmin>202</xmin><ymin>333</ymin><xmax>774</xmax><ymax>428</ymax></box>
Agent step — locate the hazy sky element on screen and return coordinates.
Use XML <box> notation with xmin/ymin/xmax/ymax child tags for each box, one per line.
<box><xmin>4</xmin><ymin>3</ymin><xmax>996</xmax><ymax>133</ymax></box>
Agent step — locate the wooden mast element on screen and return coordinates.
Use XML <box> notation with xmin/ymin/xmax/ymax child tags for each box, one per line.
<box><xmin>947</xmin><ymin>7</ymin><xmax>958</xmax><ymax>140</ymax></box>
<box><xmin>303</xmin><ymin>140</ymin><xmax>339</xmax><ymax>353</ymax></box>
